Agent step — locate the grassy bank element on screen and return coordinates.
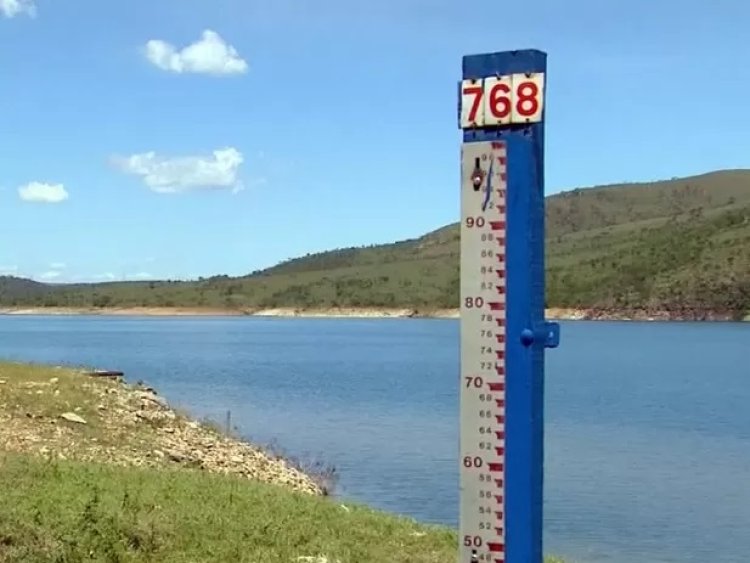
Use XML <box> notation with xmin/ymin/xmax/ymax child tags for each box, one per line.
<box><xmin>0</xmin><ymin>361</ymin><xmax>568</xmax><ymax>562</ymax></box>
<box><xmin>0</xmin><ymin>452</ymin><xmax>460</xmax><ymax>563</ymax></box>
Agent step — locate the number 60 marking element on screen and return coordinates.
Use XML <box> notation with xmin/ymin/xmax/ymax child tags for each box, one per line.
<box><xmin>460</xmin><ymin>72</ymin><xmax>545</xmax><ymax>128</ymax></box>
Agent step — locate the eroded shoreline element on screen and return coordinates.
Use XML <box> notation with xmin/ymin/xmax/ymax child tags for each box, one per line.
<box><xmin>0</xmin><ymin>306</ymin><xmax>746</xmax><ymax>321</ymax></box>
<box><xmin>0</xmin><ymin>362</ymin><xmax>324</xmax><ymax>495</ymax></box>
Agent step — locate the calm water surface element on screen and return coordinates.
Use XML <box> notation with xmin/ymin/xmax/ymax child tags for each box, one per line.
<box><xmin>0</xmin><ymin>316</ymin><xmax>747</xmax><ymax>563</ymax></box>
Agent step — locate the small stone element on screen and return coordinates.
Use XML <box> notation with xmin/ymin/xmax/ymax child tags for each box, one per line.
<box><xmin>167</xmin><ymin>450</ymin><xmax>188</xmax><ymax>463</ymax></box>
<box><xmin>35</xmin><ymin>390</ymin><xmax>43</xmax><ymax>395</ymax></box>
<box><xmin>136</xmin><ymin>391</ymin><xmax>168</xmax><ymax>408</ymax></box>
<box><xmin>60</xmin><ymin>412</ymin><xmax>87</xmax><ymax>424</ymax></box>
<box><xmin>0</xmin><ymin>379</ymin><xmax>6</xmax><ymax>384</ymax></box>
<box><xmin>49</xmin><ymin>377</ymin><xmax>59</xmax><ymax>384</ymax></box>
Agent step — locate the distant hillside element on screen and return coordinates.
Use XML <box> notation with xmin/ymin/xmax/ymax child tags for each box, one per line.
<box><xmin>0</xmin><ymin>277</ymin><xmax>49</xmax><ymax>303</ymax></box>
<box><xmin>2</xmin><ymin>169</ymin><xmax>749</xmax><ymax>319</ymax></box>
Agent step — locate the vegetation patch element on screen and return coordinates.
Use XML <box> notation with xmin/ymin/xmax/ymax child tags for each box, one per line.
<box><xmin>1</xmin><ymin>170</ymin><xmax>749</xmax><ymax>319</ymax></box>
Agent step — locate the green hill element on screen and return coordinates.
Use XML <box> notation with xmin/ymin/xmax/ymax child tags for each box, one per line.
<box><xmin>2</xmin><ymin>169</ymin><xmax>750</xmax><ymax>319</ymax></box>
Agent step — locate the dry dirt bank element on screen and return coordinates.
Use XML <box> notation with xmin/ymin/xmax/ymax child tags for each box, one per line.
<box><xmin>0</xmin><ymin>362</ymin><xmax>324</xmax><ymax>495</ymax></box>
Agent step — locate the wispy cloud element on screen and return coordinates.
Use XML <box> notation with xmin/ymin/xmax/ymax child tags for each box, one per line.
<box><xmin>144</xmin><ymin>30</ymin><xmax>248</xmax><ymax>75</ymax></box>
<box><xmin>18</xmin><ymin>181</ymin><xmax>69</xmax><ymax>203</ymax></box>
<box><xmin>38</xmin><ymin>271</ymin><xmax>63</xmax><ymax>281</ymax></box>
<box><xmin>111</xmin><ymin>147</ymin><xmax>244</xmax><ymax>194</ymax></box>
<box><xmin>0</xmin><ymin>0</ymin><xmax>36</xmax><ymax>18</ymax></box>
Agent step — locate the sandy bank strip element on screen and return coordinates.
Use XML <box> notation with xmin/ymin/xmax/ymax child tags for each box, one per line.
<box><xmin>0</xmin><ymin>306</ymin><xmax>743</xmax><ymax>321</ymax></box>
<box><xmin>0</xmin><ymin>306</ymin><xmax>459</xmax><ymax>319</ymax></box>
<box><xmin>0</xmin><ymin>306</ymin><xmax>598</xmax><ymax>320</ymax></box>
<box><xmin>0</xmin><ymin>307</ymin><xmax>248</xmax><ymax>317</ymax></box>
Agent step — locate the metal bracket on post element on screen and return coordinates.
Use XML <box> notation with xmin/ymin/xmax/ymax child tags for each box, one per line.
<box><xmin>457</xmin><ymin>49</ymin><xmax>560</xmax><ymax>563</ymax></box>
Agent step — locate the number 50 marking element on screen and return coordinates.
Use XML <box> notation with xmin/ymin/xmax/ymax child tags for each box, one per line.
<box><xmin>460</xmin><ymin>73</ymin><xmax>545</xmax><ymax>129</ymax></box>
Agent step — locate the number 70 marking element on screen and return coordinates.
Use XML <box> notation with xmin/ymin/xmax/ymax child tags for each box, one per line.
<box><xmin>460</xmin><ymin>73</ymin><xmax>545</xmax><ymax>129</ymax></box>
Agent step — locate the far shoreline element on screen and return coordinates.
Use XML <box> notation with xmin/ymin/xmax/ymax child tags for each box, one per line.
<box><xmin>0</xmin><ymin>306</ymin><xmax>747</xmax><ymax>322</ymax></box>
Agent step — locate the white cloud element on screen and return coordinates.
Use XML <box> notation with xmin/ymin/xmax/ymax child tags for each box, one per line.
<box><xmin>144</xmin><ymin>30</ymin><xmax>248</xmax><ymax>75</ymax></box>
<box><xmin>18</xmin><ymin>181</ymin><xmax>69</xmax><ymax>203</ymax></box>
<box><xmin>127</xmin><ymin>272</ymin><xmax>153</xmax><ymax>280</ymax></box>
<box><xmin>112</xmin><ymin>147</ymin><xmax>244</xmax><ymax>194</ymax></box>
<box><xmin>0</xmin><ymin>0</ymin><xmax>36</xmax><ymax>18</ymax></box>
<box><xmin>49</xmin><ymin>262</ymin><xmax>66</xmax><ymax>270</ymax></box>
<box><xmin>39</xmin><ymin>271</ymin><xmax>62</xmax><ymax>280</ymax></box>
<box><xmin>0</xmin><ymin>265</ymin><xmax>18</xmax><ymax>275</ymax></box>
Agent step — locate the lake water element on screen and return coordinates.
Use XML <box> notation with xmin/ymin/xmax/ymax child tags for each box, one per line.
<box><xmin>0</xmin><ymin>316</ymin><xmax>747</xmax><ymax>563</ymax></box>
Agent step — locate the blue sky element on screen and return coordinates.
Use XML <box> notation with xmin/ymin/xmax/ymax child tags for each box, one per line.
<box><xmin>1</xmin><ymin>0</ymin><xmax>748</xmax><ymax>282</ymax></box>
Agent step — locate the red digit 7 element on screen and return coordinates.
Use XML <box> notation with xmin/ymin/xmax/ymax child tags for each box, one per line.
<box><xmin>463</xmin><ymin>85</ymin><xmax>483</xmax><ymax>124</ymax></box>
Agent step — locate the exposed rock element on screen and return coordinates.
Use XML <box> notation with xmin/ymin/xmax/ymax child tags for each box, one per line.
<box><xmin>136</xmin><ymin>390</ymin><xmax>168</xmax><ymax>408</ymax></box>
<box><xmin>60</xmin><ymin>412</ymin><xmax>87</xmax><ymax>424</ymax></box>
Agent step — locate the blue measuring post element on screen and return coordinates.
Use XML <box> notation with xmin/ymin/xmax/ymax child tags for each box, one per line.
<box><xmin>457</xmin><ymin>49</ymin><xmax>560</xmax><ymax>563</ymax></box>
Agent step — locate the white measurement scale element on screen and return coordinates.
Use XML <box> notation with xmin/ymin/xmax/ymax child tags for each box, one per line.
<box><xmin>459</xmin><ymin>140</ymin><xmax>509</xmax><ymax>562</ymax></box>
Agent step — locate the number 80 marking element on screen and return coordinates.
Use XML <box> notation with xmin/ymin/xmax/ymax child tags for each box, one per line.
<box><xmin>460</xmin><ymin>72</ymin><xmax>545</xmax><ymax>128</ymax></box>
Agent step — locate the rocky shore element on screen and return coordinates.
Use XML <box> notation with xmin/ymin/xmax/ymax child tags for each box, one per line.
<box><xmin>0</xmin><ymin>363</ymin><xmax>323</xmax><ymax>496</ymax></box>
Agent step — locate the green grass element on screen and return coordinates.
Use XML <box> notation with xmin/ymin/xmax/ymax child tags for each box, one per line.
<box><xmin>2</xmin><ymin>168</ymin><xmax>748</xmax><ymax>317</ymax></box>
<box><xmin>0</xmin><ymin>452</ymin><xmax>454</xmax><ymax>563</ymax></box>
